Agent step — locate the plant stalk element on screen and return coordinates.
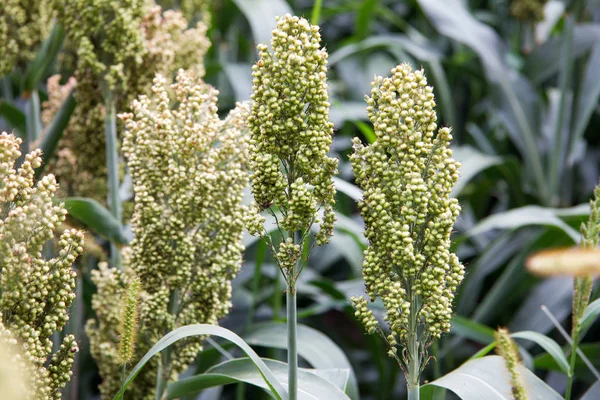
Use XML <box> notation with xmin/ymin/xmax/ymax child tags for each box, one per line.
<box><xmin>104</xmin><ymin>93</ymin><xmax>122</xmax><ymax>269</ymax></box>
<box><xmin>407</xmin><ymin>282</ymin><xmax>420</xmax><ymax>400</ymax></box>
<box><xmin>565</xmin><ymin>330</ymin><xmax>579</xmax><ymax>400</ymax></box>
<box><xmin>286</xmin><ymin>230</ymin><xmax>299</xmax><ymax>400</ymax></box>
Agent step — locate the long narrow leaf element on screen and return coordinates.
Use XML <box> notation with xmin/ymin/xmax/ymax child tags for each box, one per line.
<box><xmin>231</xmin><ymin>0</ymin><xmax>292</xmax><ymax>47</ymax></box>
<box><xmin>420</xmin><ymin>356</ymin><xmax>563</xmax><ymax>400</ymax></box>
<box><xmin>166</xmin><ymin>358</ymin><xmax>350</xmax><ymax>400</ymax></box>
<box><xmin>113</xmin><ymin>325</ymin><xmax>288</xmax><ymax>400</ymax></box>
<box><xmin>34</xmin><ymin>90</ymin><xmax>75</xmax><ymax>179</ymax></box>
<box><xmin>63</xmin><ymin>197</ymin><xmax>129</xmax><ymax>245</ymax></box>
<box><xmin>23</xmin><ymin>24</ymin><xmax>65</xmax><ymax>92</ymax></box>
<box><xmin>244</xmin><ymin>322</ymin><xmax>359</xmax><ymax>400</ymax></box>
<box><xmin>0</xmin><ymin>101</ymin><xmax>26</xmax><ymax>137</ymax></box>
<box><xmin>511</xmin><ymin>331</ymin><xmax>570</xmax><ymax>375</ymax></box>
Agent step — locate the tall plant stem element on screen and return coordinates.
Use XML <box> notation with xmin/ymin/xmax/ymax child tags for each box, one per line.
<box><xmin>104</xmin><ymin>93</ymin><xmax>122</xmax><ymax>269</ymax></box>
<box><xmin>406</xmin><ymin>284</ymin><xmax>420</xmax><ymax>400</ymax></box>
<box><xmin>565</xmin><ymin>330</ymin><xmax>579</xmax><ymax>400</ymax></box>
<box><xmin>286</xmin><ymin>229</ymin><xmax>300</xmax><ymax>400</ymax></box>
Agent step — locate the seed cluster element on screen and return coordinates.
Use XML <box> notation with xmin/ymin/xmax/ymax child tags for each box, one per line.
<box><xmin>0</xmin><ymin>132</ymin><xmax>84</xmax><ymax>399</ymax></box>
<box><xmin>248</xmin><ymin>14</ymin><xmax>338</xmax><ymax>273</ymax></box>
<box><xmin>44</xmin><ymin>2</ymin><xmax>210</xmax><ymax>204</ymax></box>
<box><xmin>510</xmin><ymin>0</ymin><xmax>548</xmax><ymax>22</ymax></box>
<box><xmin>350</xmin><ymin>64</ymin><xmax>464</xmax><ymax>348</ymax></box>
<box><xmin>87</xmin><ymin>70</ymin><xmax>250</xmax><ymax>399</ymax></box>
<box><xmin>495</xmin><ymin>328</ymin><xmax>527</xmax><ymax>400</ymax></box>
<box><xmin>0</xmin><ymin>0</ymin><xmax>50</xmax><ymax>75</ymax></box>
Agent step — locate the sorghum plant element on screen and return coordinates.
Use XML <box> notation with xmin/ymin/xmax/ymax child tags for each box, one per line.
<box><xmin>87</xmin><ymin>70</ymin><xmax>250</xmax><ymax>399</ymax></box>
<box><xmin>567</xmin><ymin>182</ymin><xmax>600</xmax><ymax>399</ymax></box>
<box><xmin>50</xmin><ymin>1</ymin><xmax>210</xmax><ymax>267</ymax></box>
<box><xmin>246</xmin><ymin>14</ymin><xmax>338</xmax><ymax>399</ymax></box>
<box><xmin>0</xmin><ymin>132</ymin><xmax>84</xmax><ymax>399</ymax></box>
<box><xmin>350</xmin><ymin>64</ymin><xmax>464</xmax><ymax>399</ymax></box>
<box><xmin>494</xmin><ymin>328</ymin><xmax>527</xmax><ymax>400</ymax></box>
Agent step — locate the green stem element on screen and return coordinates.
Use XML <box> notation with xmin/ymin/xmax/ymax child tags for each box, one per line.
<box><xmin>286</xmin><ymin>245</ymin><xmax>298</xmax><ymax>400</ymax></box>
<box><xmin>407</xmin><ymin>283</ymin><xmax>420</xmax><ymax>400</ymax></box>
<box><xmin>27</xmin><ymin>89</ymin><xmax>42</xmax><ymax>150</ymax></box>
<box><xmin>565</xmin><ymin>330</ymin><xmax>579</xmax><ymax>400</ymax></box>
<box><xmin>104</xmin><ymin>94</ymin><xmax>122</xmax><ymax>269</ymax></box>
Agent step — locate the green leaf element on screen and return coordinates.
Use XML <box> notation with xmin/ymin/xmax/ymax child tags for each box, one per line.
<box><xmin>580</xmin><ymin>298</ymin><xmax>600</xmax><ymax>334</ymax></box>
<box><xmin>231</xmin><ymin>0</ymin><xmax>292</xmax><ymax>47</ymax></box>
<box><xmin>328</xmin><ymin>35</ymin><xmax>441</xmax><ymax>67</ymax></box>
<box><xmin>417</xmin><ymin>0</ymin><xmax>548</xmax><ymax>199</ymax></box>
<box><xmin>452</xmin><ymin>146</ymin><xmax>505</xmax><ymax>197</ymax></box>
<box><xmin>450</xmin><ymin>315</ymin><xmax>495</xmax><ymax>344</ymax></box>
<box><xmin>23</xmin><ymin>24</ymin><xmax>65</xmax><ymax>92</ymax></box>
<box><xmin>34</xmin><ymin>90</ymin><xmax>75</xmax><ymax>179</ymax></box>
<box><xmin>223</xmin><ymin>63</ymin><xmax>252</xmax><ymax>102</ymax></box>
<box><xmin>354</xmin><ymin>120</ymin><xmax>376</xmax><ymax>143</ymax></box>
<box><xmin>420</xmin><ymin>356</ymin><xmax>563</xmax><ymax>400</ymax></box>
<box><xmin>330</xmin><ymin>102</ymin><xmax>368</xmax><ymax>128</ymax></box>
<box><xmin>63</xmin><ymin>198</ymin><xmax>129</xmax><ymax>245</ymax></box>
<box><xmin>570</xmin><ymin>40</ymin><xmax>600</xmax><ymax>163</ymax></box>
<box><xmin>0</xmin><ymin>101</ymin><xmax>26</xmax><ymax>137</ymax></box>
<box><xmin>166</xmin><ymin>358</ymin><xmax>350</xmax><ymax>400</ymax></box>
<box><xmin>333</xmin><ymin>177</ymin><xmax>362</xmax><ymax>202</ymax></box>
<box><xmin>580</xmin><ymin>379</ymin><xmax>600</xmax><ymax>400</ymax></box>
<box><xmin>511</xmin><ymin>331</ymin><xmax>570</xmax><ymax>375</ymax></box>
<box><xmin>244</xmin><ymin>322</ymin><xmax>359</xmax><ymax>400</ymax></box>
<box><xmin>468</xmin><ymin>205</ymin><xmax>580</xmax><ymax>242</ymax></box>
<box><xmin>355</xmin><ymin>0</ymin><xmax>377</xmax><ymax>40</ymax></box>
<box><xmin>113</xmin><ymin>324</ymin><xmax>288</xmax><ymax>400</ymax></box>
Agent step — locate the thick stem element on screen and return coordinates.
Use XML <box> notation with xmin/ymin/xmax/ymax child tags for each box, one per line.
<box><xmin>287</xmin><ymin>281</ymin><xmax>298</xmax><ymax>400</ymax></box>
<box><xmin>104</xmin><ymin>94</ymin><xmax>122</xmax><ymax>269</ymax></box>
<box><xmin>406</xmin><ymin>283</ymin><xmax>420</xmax><ymax>400</ymax></box>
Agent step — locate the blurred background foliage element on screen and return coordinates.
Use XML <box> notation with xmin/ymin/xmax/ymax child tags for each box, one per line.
<box><xmin>1</xmin><ymin>0</ymin><xmax>600</xmax><ymax>399</ymax></box>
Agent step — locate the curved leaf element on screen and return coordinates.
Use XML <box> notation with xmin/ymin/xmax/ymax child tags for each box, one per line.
<box><xmin>511</xmin><ymin>331</ymin><xmax>570</xmax><ymax>375</ymax></box>
<box><xmin>166</xmin><ymin>358</ymin><xmax>350</xmax><ymax>400</ymax></box>
<box><xmin>113</xmin><ymin>324</ymin><xmax>288</xmax><ymax>400</ymax></box>
<box><xmin>232</xmin><ymin>0</ymin><xmax>292</xmax><ymax>47</ymax></box>
<box><xmin>468</xmin><ymin>205</ymin><xmax>580</xmax><ymax>242</ymax></box>
<box><xmin>580</xmin><ymin>298</ymin><xmax>600</xmax><ymax>334</ymax></box>
<box><xmin>452</xmin><ymin>146</ymin><xmax>505</xmax><ymax>197</ymax></box>
<box><xmin>63</xmin><ymin>198</ymin><xmax>130</xmax><ymax>245</ymax></box>
<box><xmin>333</xmin><ymin>177</ymin><xmax>362</xmax><ymax>202</ymax></box>
<box><xmin>244</xmin><ymin>322</ymin><xmax>359</xmax><ymax>400</ymax></box>
<box><xmin>420</xmin><ymin>356</ymin><xmax>563</xmax><ymax>400</ymax></box>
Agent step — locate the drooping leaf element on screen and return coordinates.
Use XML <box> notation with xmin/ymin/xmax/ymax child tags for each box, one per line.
<box><xmin>231</xmin><ymin>0</ymin><xmax>292</xmax><ymax>47</ymax></box>
<box><xmin>244</xmin><ymin>322</ymin><xmax>359</xmax><ymax>400</ymax></box>
<box><xmin>452</xmin><ymin>146</ymin><xmax>505</xmax><ymax>197</ymax></box>
<box><xmin>113</xmin><ymin>324</ymin><xmax>288</xmax><ymax>400</ymax></box>
<box><xmin>165</xmin><ymin>358</ymin><xmax>350</xmax><ymax>400</ymax></box>
<box><xmin>468</xmin><ymin>205</ymin><xmax>580</xmax><ymax>242</ymax></box>
<box><xmin>223</xmin><ymin>63</ymin><xmax>253</xmax><ymax>102</ymax></box>
<box><xmin>420</xmin><ymin>356</ymin><xmax>563</xmax><ymax>400</ymax></box>
<box><xmin>581</xmin><ymin>380</ymin><xmax>600</xmax><ymax>400</ymax></box>
<box><xmin>510</xmin><ymin>331</ymin><xmax>570</xmax><ymax>375</ymax></box>
<box><xmin>333</xmin><ymin>177</ymin><xmax>362</xmax><ymax>202</ymax></box>
<box><xmin>63</xmin><ymin>198</ymin><xmax>130</xmax><ymax>245</ymax></box>
<box><xmin>580</xmin><ymin>298</ymin><xmax>600</xmax><ymax>334</ymax></box>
